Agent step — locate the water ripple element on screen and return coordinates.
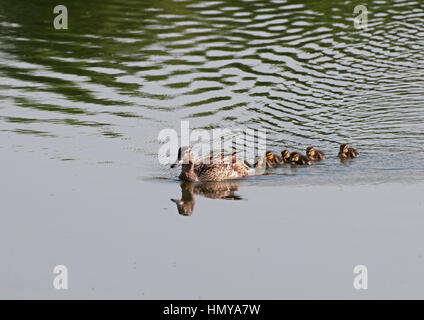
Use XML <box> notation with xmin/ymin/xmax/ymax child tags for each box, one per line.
<box><xmin>0</xmin><ymin>0</ymin><xmax>423</xmax><ymax>183</ymax></box>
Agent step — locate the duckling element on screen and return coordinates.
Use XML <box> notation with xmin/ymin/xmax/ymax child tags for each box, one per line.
<box><xmin>281</xmin><ymin>150</ymin><xmax>291</xmax><ymax>163</ymax></box>
<box><xmin>252</xmin><ymin>156</ymin><xmax>266</xmax><ymax>175</ymax></box>
<box><xmin>306</xmin><ymin>146</ymin><xmax>326</xmax><ymax>161</ymax></box>
<box><xmin>338</xmin><ymin>144</ymin><xmax>359</xmax><ymax>159</ymax></box>
<box><xmin>265</xmin><ymin>150</ymin><xmax>283</xmax><ymax>168</ymax></box>
<box><xmin>253</xmin><ymin>156</ymin><xmax>265</xmax><ymax>168</ymax></box>
<box><xmin>290</xmin><ymin>152</ymin><xmax>311</xmax><ymax>165</ymax></box>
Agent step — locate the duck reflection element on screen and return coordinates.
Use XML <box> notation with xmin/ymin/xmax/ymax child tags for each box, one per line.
<box><xmin>171</xmin><ymin>181</ymin><xmax>243</xmax><ymax>216</ymax></box>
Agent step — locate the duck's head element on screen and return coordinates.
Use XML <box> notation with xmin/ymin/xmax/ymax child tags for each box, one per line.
<box><xmin>290</xmin><ymin>152</ymin><xmax>300</xmax><ymax>162</ymax></box>
<box><xmin>306</xmin><ymin>146</ymin><xmax>315</xmax><ymax>157</ymax></box>
<box><xmin>281</xmin><ymin>150</ymin><xmax>291</xmax><ymax>160</ymax></box>
<box><xmin>265</xmin><ymin>151</ymin><xmax>274</xmax><ymax>161</ymax></box>
<box><xmin>170</xmin><ymin>146</ymin><xmax>193</xmax><ymax>168</ymax></box>
<box><xmin>340</xmin><ymin>144</ymin><xmax>349</xmax><ymax>154</ymax></box>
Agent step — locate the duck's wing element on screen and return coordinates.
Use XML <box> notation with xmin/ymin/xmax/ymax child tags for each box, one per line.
<box><xmin>300</xmin><ymin>155</ymin><xmax>311</xmax><ymax>165</ymax></box>
<box><xmin>349</xmin><ymin>148</ymin><xmax>359</xmax><ymax>157</ymax></box>
<box><xmin>274</xmin><ymin>154</ymin><xmax>283</xmax><ymax>164</ymax></box>
<box><xmin>318</xmin><ymin>150</ymin><xmax>326</xmax><ymax>160</ymax></box>
<box><xmin>266</xmin><ymin>159</ymin><xmax>276</xmax><ymax>168</ymax></box>
<box><xmin>195</xmin><ymin>162</ymin><xmax>245</xmax><ymax>181</ymax></box>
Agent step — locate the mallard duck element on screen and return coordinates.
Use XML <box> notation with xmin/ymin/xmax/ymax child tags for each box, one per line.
<box><xmin>290</xmin><ymin>152</ymin><xmax>311</xmax><ymax>165</ymax></box>
<box><xmin>170</xmin><ymin>147</ymin><xmax>253</xmax><ymax>182</ymax></box>
<box><xmin>265</xmin><ymin>151</ymin><xmax>283</xmax><ymax>168</ymax></box>
<box><xmin>338</xmin><ymin>144</ymin><xmax>359</xmax><ymax>159</ymax></box>
<box><xmin>306</xmin><ymin>146</ymin><xmax>326</xmax><ymax>161</ymax></box>
<box><xmin>281</xmin><ymin>150</ymin><xmax>291</xmax><ymax>163</ymax></box>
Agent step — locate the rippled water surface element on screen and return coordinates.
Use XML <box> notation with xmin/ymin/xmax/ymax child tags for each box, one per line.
<box><xmin>1</xmin><ymin>0</ymin><xmax>424</xmax><ymax>298</ymax></box>
<box><xmin>1</xmin><ymin>0</ymin><xmax>423</xmax><ymax>185</ymax></box>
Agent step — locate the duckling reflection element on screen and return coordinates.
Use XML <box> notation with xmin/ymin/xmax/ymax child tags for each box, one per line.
<box><xmin>171</xmin><ymin>181</ymin><xmax>243</xmax><ymax>216</ymax></box>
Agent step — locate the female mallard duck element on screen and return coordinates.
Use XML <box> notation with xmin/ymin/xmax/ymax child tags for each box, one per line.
<box><xmin>306</xmin><ymin>146</ymin><xmax>326</xmax><ymax>161</ymax></box>
<box><xmin>171</xmin><ymin>146</ymin><xmax>253</xmax><ymax>182</ymax></box>
<box><xmin>290</xmin><ymin>152</ymin><xmax>311</xmax><ymax>165</ymax></box>
<box><xmin>281</xmin><ymin>150</ymin><xmax>291</xmax><ymax>163</ymax></box>
<box><xmin>265</xmin><ymin>151</ymin><xmax>283</xmax><ymax>168</ymax></box>
<box><xmin>338</xmin><ymin>144</ymin><xmax>359</xmax><ymax>159</ymax></box>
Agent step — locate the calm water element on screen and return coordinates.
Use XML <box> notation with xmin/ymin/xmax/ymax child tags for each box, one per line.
<box><xmin>1</xmin><ymin>0</ymin><xmax>424</xmax><ymax>298</ymax></box>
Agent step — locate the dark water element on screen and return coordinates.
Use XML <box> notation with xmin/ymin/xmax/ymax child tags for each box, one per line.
<box><xmin>1</xmin><ymin>0</ymin><xmax>424</xmax><ymax>185</ymax></box>
<box><xmin>1</xmin><ymin>0</ymin><xmax>424</xmax><ymax>298</ymax></box>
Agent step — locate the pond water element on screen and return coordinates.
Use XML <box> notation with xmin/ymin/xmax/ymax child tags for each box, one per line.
<box><xmin>1</xmin><ymin>0</ymin><xmax>424</xmax><ymax>298</ymax></box>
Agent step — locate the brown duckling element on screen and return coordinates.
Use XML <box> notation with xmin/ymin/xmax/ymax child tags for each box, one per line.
<box><xmin>253</xmin><ymin>156</ymin><xmax>265</xmax><ymax>168</ymax></box>
<box><xmin>252</xmin><ymin>156</ymin><xmax>266</xmax><ymax>175</ymax></box>
<box><xmin>338</xmin><ymin>144</ymin><xmax>359</xmax><ymax>159</ymax></box>
<box><xmin>290</xmin><ymin>152</ymin><xmax>311</xmax><ymax>165</ymax></box>
<box><xmin>265</xmin><ymin>150</ymin><xmax>283</xmax><ymax>168</ymax></box>
<box><xmin>306</xmin><ymin>146</ymin><xmax>326</xmax><ymax>161</ymax></box>
<box><xmin>281</xmin><ymin>150</ymin><xmax>291</xmax><ymax>163</ymax></box>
